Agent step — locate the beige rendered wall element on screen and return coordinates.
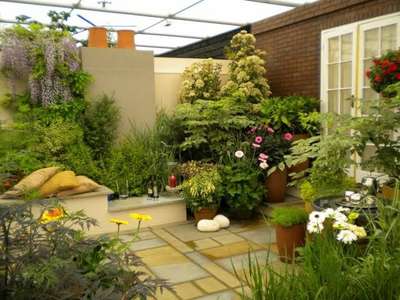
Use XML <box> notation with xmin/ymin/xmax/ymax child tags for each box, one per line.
<box><xmin>81</xmin><ymin>48</ymin><xmax>156</xmax><ymax>136</ymax></box>
<box><xmin>154</xmin><ymin>57</ymin><xmax>230</xmax><ymax>113</ymax></box>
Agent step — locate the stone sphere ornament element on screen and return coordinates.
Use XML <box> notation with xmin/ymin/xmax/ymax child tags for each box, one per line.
<box><xmin>213</xmin><ymin>215</ymin><xmax>230</xmax><ymax>228</ymax></box>
<box><xmin>197</xmin><ymin>219</ymin><xmax>220</xmax><ymax>232</ymax></box>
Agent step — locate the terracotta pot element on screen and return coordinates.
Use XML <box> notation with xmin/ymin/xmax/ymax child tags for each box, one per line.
<box><xmin>88</xmin><ymin>27</ymin><xmax>108</xmax><ymax>48</ymax></box>
<box><xmin>117</xmin><ymin>30</ymin><xmax>135</xmax><ymax>49</ymax></box>
<box><xmin>382</xmin><ymin>184</ymin><xmax>394</xmax><ymax>200</ymax></box>
<box><xmin>194</xmin><ymin>207</ymin><xmax>217</xmax><ymax>223</ymax></box>
<box><xmin>265</xmin><ymin>168</ymin><xmax>287</xmax><ymax>203</ymax></box>
<box><xmin>275</xmin><ymin>223</ymin><xmax>306</xmax><ymax>263</ymax></box>
<box><xmin>288</xmin><ymin>133</ymin><xmax>310</xmax><ymax>180</ymax></box>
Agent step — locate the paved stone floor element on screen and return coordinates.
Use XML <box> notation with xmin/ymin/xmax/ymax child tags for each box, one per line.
<box><xmin>120</xmin><ymin>218</ymin><xmax>282</xmax><ymax>300</ymax></box>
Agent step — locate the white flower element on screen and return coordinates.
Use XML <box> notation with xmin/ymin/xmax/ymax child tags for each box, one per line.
<box><xmin>309</xmin><ymin>211</ymin><xmax>327</xmax><ymax>224</ymax></box>
<box><xmin>323</xmin><ymin>208</ymin><xmax>347</xmax><ymax>222</ymax></box>
<box><xmin>336</xmin><ymin>206</ymin><xmax>350</xmax><ymax>213</ymax></box>
<box><xmin>259</xmin><ymin>161</ymin><xmax>269</xmax><ymax>169</ymax></box>
<box><xmin>307</xmin><ymin>221</ymin><xmax>324</xmax><ymax>234</ymax></box>
<box><xmin>234</xmin><ymin>150</ymin><xmax>244</xmax><ymax>158</ymax></box>
<box><xmin>337</xmin><ymin>230</ymin><xmax>358</xmax><ymax>244</ymax></box>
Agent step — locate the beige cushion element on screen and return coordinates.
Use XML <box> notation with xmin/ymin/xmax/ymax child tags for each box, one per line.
<box><xmin>3</xmin><ymin>167</ymin><xmax>60</xmax><ymax>198</ymax></box>
<box><xmin>39</xmin><ymin>171</ymin><xmax>79</xmax><ymax>197</ymax></box>
<box><xmin>57</xmin><ymin>176</ymin><xmax>100</xmax><ymax>197</ymax></box>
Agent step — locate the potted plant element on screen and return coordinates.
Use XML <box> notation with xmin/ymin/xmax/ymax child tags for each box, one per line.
<box><xmin>260</xmin><ymin>96</ymin><xmax>320</xmax><ymax>177</ymax></box>
<box><xmin>271</xmin><ymin>207</ymin><xmax>308</xmax><ymax>263</ymax></box>
<box><xmin>248</xmin><ymin>126</ymin><xmax>292</xmax><ymax>202</ymax></box>
<box><xmin>179</xmin><ymin>166</ymin><xmax>221</xmax><ymax>222</ymax></box>
<box><xmin>219</xmin><ymin>148</ymin><xmax>265</xmax><ymax>218</ymax></box>
<box><xmin>366</xmin><ymin>49</ymin><xmax>400</xmax><ymax>97</ymax></box>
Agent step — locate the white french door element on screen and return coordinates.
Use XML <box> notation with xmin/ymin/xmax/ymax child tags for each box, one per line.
<box><xmin>321</xmin><ymin>12</ymin><xmax>400</xmax><ymax>181</ymax></box>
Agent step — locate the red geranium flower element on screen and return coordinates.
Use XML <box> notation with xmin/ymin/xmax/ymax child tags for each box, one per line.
<box><xmin>388</xmin><ymin>63</ymin><xmax>398</xmax><ymax>73</ymax></box>
<box><xmin>375</xmin><ymin>75</ymin><xmax>382</xmax><ymax>82</ymax></box>
<box><xmin>396</xmin><ymin>73</ymin><xmax>400</xmax><ymax>80</ymax></box>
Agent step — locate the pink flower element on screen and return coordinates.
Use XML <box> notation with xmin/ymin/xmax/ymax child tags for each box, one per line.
<box><xmin>250</xmin><ymin>127</ymin><xmax>257</xmax><ymax>133</ymax></box>
<box><xmin>255</xmin><ymin>136</ymin><xmax>263</xmax><ymax>144</ymax></box>
<box><xmin>252</xmin><ymin>143</ymin><xmax>261</xmax><ymax>149</ymax></box>
<box><xmin>267</xmin><ymin>127</ymin><xmax>274</xmax><ymax>134</ymax></box>
<box><xmin>283</xmin><ymin>133</ymin><xmax>294</xmax><ymax>141</ymax></box>
<box><xmin>258</xmin><ymin>153</ymin><xmax>269</xmax><ymax>162</ymax></box>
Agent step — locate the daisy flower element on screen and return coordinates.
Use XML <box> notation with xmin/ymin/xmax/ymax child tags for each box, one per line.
<box><xmin>309</xmin><ymin>211</ymin><xmax>327</xmax><ymax>224</ymax></box>
<box><xmin>337</xmin><ymin>230</ymin><xmax>358</xmax><ymax>244</ymax></box>
<box><xmin>307</xmin><ymin>221</ymin><xmax>324</xmax><ymax>233</ymax></box>
<box><xmin>235</xmin><ymin>150</ymin><xmax>244</xmax><ymax>158</ymax></box>
<box><xmin>259</xmin><ymin>161</ymin><xmax>269</xmax><ymax>169</ymax></box>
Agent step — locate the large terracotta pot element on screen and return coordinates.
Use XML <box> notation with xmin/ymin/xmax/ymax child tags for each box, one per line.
<box><xmin>275</xmin><ymin>223</ymin><xmax>306</xmax><ymax>263</ymax></box>
<box><xmin>382</xmin><ymin>184</ymin><xmax>394</xmax><ymax>200</ymax></box>
<box><xmin>288</xmin><ymin>133</ymin><xmax>310</xmax><ymax>180</ymax></box>
<box><xmin>117</xmin><ymin>30</ymin><xmax>135</xmax><ymax>49</ymax></box>
<box><xmin>266</xmin><ymin>168</ymin><xmax>287</xmax><ymax>203</ymax></box>
<box><xmin>194</xmin><ymin>207</ymin><xmax>217</xmax><ymax>223</ymax></box>
<box><xmin>88</xmin><ymin>27</ymin><xmax>107</xmax><ymax>48</ymax></box>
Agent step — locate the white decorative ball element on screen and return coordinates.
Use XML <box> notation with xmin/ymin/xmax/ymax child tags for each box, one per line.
<box><xmin>197</xmin><ymin>219</ymin><xmax>220</xmax><ymax>232</ymax></box>
<box><xmin>213</xmin><ymin>214</ymin><xmax>230</xmax><ymax>228</ymax></box>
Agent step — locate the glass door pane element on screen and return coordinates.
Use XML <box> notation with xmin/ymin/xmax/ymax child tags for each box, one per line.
<box><xmin>325</xmin><ymin>33</ymin><xmax>353</xmax><ymax>116</ymax></box>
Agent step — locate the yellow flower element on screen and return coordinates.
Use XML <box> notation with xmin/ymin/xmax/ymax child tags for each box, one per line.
<box><xmin>110</xmin><ymin>218</ymin><xmax>129</xmax><ymax>225</ymax></box>
<box><xmin>40</xmin><ymin>207</ymin><xmax>64</xmax><ymax>224</ymax></box>
<box><xmin>348</xmin><ymin>212</ymin><xmax>359</xmax><ymax>221</ymax></box>
<box><xmin>129</xmin><ymin>213</ymin><xmax>152</xmax><ymax>221</ymax></box>
<box><xmin>348</xmin><ymin>224</ymin><xmax>367</xmax><ymax>238</ymax></box>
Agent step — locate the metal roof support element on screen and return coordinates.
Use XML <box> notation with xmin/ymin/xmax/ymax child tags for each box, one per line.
<box><xmin>244</xmin><ymin>0</ymin><xmax>301</xmax><ymax>7</ymax></box>
<box><xmin>0</xmin><ymin>0</ymin><xmax>245</xmax><ymax>26</ymax></box>
<box><xmin>0</xmin><ymin>18</ymin><xmax>204</xmax><ymax>40</ymax></box>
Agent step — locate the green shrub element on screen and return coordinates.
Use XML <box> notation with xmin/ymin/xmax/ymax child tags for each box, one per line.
<box><xmin>180</xmin><ymin>166</ymin><xmax>221</xmax><ymax>211</ymax></box>
<box><xmin>260</xmin><ymin>96</ymin><xmax>320</xmax><ymax>133</ymax></box>
<box><xmin>270</xmin><ymin>207</ymin><xmax>308</xmax><ymax>227</ymax></box>
<box><xmin>0</xmin><ymin>200</ymin><xmax>169</xmax><ymax>299</ymax></box>
<box><xmin>82</xmin><ymin>94</ymin><xmax>120</xmax><ymax>160</ymax></box>
<box><xmin>104</xmin><ymin>117</ymin><xmax>173</xmax><ymax>196</ymax></box>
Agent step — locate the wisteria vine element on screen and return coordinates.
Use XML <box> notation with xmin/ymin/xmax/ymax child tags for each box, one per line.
<box><xmin>1</xmin><ymin>24</ymin><xmax>89</xmax><ymax>106</ymax></box>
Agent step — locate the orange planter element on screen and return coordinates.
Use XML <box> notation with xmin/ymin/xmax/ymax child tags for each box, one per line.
<box><xmin>117</xmin><ymin>30</ymin><xmax>135</xmax><ymax>49</ymax></box>
<box><xmin>266</xmin><ymin>168</ymin><xmax>287</xmax><ymax>203</ymax></box>
<box><xmin>88</xmin><ymin>27</ymin><xmax>108</xmax><ymax>48</ymax></box>
<box><xmin>276</xmin><ymin>223</ymin><xmax>306</xmax><ymax>263</ymax></box>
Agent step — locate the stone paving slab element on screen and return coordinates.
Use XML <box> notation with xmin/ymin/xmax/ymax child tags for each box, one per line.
<box><xmin>130</xmin><ymin>220</ymin><xmax>280</xmax><ymax>299</ymax></box>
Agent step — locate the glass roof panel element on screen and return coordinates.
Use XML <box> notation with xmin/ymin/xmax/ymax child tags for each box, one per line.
<box><xmin>177</xmin><ymin>0</ymin><xmax>292</xmax><ymax>24</ymax></box>
<box><xmin>0</xmin><ymin>0</ymin><xmax>320</xmax><ymax>54</ymax></box>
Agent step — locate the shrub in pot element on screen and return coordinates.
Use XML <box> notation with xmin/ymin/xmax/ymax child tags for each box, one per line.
<box><xmin>218</xmin><ymin>150</ymin><xmax>265</xmax><ymax>218</ymax></box>
<box><xmin>248</xmin><ymin>125</ymin><xmax>292</xmax><ymax>202</ymax></box>
<box><xmin>271</xmin><ymin>206</ymin><xmax>308</xmax><ymax>263</ymax></box>
<box><xmin>179</xmin><ymin>166</ymin><xmax>221</xmax><ymax>222</ymax></box>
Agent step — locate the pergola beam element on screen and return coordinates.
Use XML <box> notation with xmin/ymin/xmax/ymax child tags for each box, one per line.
<box><xmin>244</xmin><ymin>0</ymin><xmax>301</xmax><ymax>7</ymax></box>
<box><xmin>0</xmin><ymin>0</ymin><xmax>245</xmax><ymax>26</ymax></box>
<box><xmin>0</xmin><ymin>18</ymin><xmax>204</xmax><ymax>40</ymax></box>
<box><xmin>0</xmin><ymin>19</ymin><xmax>177</xmax><ymax>49</ymax></box>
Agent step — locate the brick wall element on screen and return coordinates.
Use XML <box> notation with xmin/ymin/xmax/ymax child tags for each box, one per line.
<box><xmin>253</xmin><ymin>0</ymin><xmax>400</xmax><ymax>98</ymax></box>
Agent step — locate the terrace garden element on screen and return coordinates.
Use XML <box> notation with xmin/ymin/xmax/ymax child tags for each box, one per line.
<box><xmin>0</xmin><ymin>11</ymin><xmax>400</xmax><ymax>300</ymax></box>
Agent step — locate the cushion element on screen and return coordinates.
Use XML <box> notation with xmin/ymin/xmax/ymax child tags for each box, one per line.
<box><xmin>57</xmin><ymin>176</ymin><xmax>100</xmax><ymax>197</ymax></box>
<box><xmin>213</xmin><ymin>215</ymin><xmax>230</xmax><ymax>228</ymax></box>
<box><xmin>3</xmin><ymin>167</ymin><xmax>60</xmax><ymax>198</ymax></box>
<box><xmin>197</xmin><ymin>219</ymin><xmax>220</xmax><ymax>232</ymax></box>
<box><xmin>39</xmin><ymin>171</ymin><xmax>79</xmax><ymax>197</ymax></box>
